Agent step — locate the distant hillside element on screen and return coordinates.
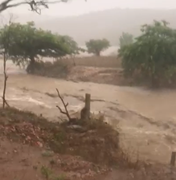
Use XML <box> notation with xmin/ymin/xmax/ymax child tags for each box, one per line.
<box><xmin>20</xmin><ymin>8</ymin><xmax>176</xmax><ymax>45</ymax></box>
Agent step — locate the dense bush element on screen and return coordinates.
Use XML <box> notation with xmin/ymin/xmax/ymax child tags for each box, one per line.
<box><xmin>119</xmin><ymin>20</ymin><xmax>176</xmax><ymax>88</ymax></box>
<box><xmin>29</xmin><ymin>60</ymin><xmax>70</xmax><ymax>78</ymax></box>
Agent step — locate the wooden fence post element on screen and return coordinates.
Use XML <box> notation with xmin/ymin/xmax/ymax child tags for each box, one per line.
<box><xmin>81</xmin><ymin>93</ymin><xmax>91</xmax><ymax>120</ymax></box>
<box><xmin>85</xmin><ymin>93</ymin><xmax>91</xmax><ymax>119</ymax></box>
<box><xmin>170</xmin><ymin>151</ymin><xmax>176</xmax><ymax>166</ymax></box>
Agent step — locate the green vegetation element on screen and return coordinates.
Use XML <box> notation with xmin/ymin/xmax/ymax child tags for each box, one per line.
<box><xmin>119</xmin><ymin>20</ymin><xmax>176</xmax><ymax>87</ymax></box>
<box><xmin>0</xmin><ymin>21</ymin><xmax>79</xmax><ymax>73</ymax></box>
<box><xmin>41</xmin><ymin>166</ymin><xmax>53</xmax><ymax>180</ymax></box>
<box><xmin>119</xmin><ymin>32</ymin><xmax>133</xmax><ymax>48</ymax></box>
<box><xmin>1</xmin><ymin>15</ymin><xmax>176</xmax><ymax>89</ymax></box>
<box><xmin>86</xmin><ymin>39</ymin><xmax>110</xmax><ymax>56</ymax></box>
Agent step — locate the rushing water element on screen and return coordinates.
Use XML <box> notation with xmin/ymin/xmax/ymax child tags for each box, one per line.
<box><xmin>0</xmin><ymin>60</ymin><xmax>26</xmax><ymax>75</ymax></box>
<box><xmin>1</xmin><ymin>59</ymin><xmax>176</xmax><ymax>163</ymax></box>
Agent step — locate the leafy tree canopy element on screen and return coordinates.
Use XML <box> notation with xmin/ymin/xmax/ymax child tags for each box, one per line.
<box><xmin>119</xmin><ymin>20</ymin><xmax>176</xmax><ymax>87</ymax></box>
<box><xmin>119</xmin><ymin>32</ymin><xmax>133</xmax><ymax>48</ymax></box>
<box><xmin>86</xmin><ymin>38</ymin><xmax>110</xmax><ymax>56</ymax></box>
<box><xmin>0</xmin><ymin>21</ymin><xmax>78</xmax><ymax>72</ymax></box>
<box><xmin>60</xmin><ymin>35</ymin><xmax>82</xmax><ymax>55</ymax></box>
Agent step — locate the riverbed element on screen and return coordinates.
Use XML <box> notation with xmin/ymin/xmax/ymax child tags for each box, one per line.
<box><xmin>0</xmin><ymin>61</ymin><xmax>176</xmax><ymax>164</ymax></box>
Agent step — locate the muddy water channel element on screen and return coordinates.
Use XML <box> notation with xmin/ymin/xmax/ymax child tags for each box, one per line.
<box><xmin>1</xmin><ymin>61</ymin><xmax>176</xmax><ymax>164</ymax></box>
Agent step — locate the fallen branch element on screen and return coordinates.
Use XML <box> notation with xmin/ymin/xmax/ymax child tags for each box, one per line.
<box><xmin>56</xmin><ymin>88</ymin><xmax>71</xmax><ymax>121</ymax></box>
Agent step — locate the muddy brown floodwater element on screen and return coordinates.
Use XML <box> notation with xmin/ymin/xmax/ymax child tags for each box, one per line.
<box><xmin>1</xmin><ymin>62</ymin><xmax>176</xmax><ymax>165</ymax></box>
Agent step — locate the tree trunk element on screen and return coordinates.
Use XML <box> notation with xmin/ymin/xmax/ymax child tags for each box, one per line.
<box><xmin>27</xmin><ymin>56</ymin><xmax>35</xmax><ymax>74</ymax></box>
<box><xmin>151</xmin><ymin>76</ymin><xmax>159</xmax><ymax>88</ymax></box>
<box><xmin>96</xmin><ymin>51</ymin><xmax>100</xmax><ymax>56</ymax></box>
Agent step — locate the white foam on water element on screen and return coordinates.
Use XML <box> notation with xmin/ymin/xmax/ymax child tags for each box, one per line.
<box><xmin>123</xmin><ymin>127</ymin><xmax>164</xmax><ymax>135</ymax></box>
<box><xmin>7</xmin><ymin>96</ymin><xmax>52</xmax><ymax>108</ymax></box>
<box><xmin>68</xmin><ymin>104</ymin><xmax>84</xmax><ymax>111</ymax></box>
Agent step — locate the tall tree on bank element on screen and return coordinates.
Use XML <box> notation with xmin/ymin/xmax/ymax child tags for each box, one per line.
<box><xmin>119</xmin><ymin>20</ymin><xmax>176</xmax><ymax>87</ymax></box>
<box><xmin>86</xmin><ymin>39</ymin><xmax>110</xmax><ymax>56</ymax></box>
<box><xmin>0</xmin><ymin>21</ymin><xmax>78</xmax><ymax>73</ymax></box>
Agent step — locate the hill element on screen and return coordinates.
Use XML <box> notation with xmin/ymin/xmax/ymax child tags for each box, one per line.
<box><xmin>34</xmin><ymin>8</ymin><xmax>176</xmax><ymax>45</ymax></box>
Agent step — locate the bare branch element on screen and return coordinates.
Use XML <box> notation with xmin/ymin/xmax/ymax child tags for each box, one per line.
<box><xmin>2</xmin><ymin>50</ymin><xmax>10</xmax><ymax>108</ymax></box>
<box><xmin>0</xmin><ymin>0</ymin><xmax>69</xmax><ymax>14</ymax></box>
<box><xmin>56</xmin><ymin>88</ymin><xmax>71</xmax><ymax>121</ymax></box>
<box><xmin>0</xmin><ymin>0</ymin><xmax>27</xmax><ymax>13</ymax></box>
<box><xmin>1</xmin><ymin>14</ymin><xmax>14</xmax><ymax>108</ymax></box>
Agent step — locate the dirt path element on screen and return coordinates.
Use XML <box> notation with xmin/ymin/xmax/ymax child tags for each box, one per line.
<box><xmin>1</xmin><ymin>73</ymin><xmax>176</xmax><ymax>164</ymax></box>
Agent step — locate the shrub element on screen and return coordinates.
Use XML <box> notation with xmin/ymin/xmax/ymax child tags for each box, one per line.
<box><xmin>119</xmin><ymin>20</ymin><xmax>176</xmax><ymax>88</ymax></box>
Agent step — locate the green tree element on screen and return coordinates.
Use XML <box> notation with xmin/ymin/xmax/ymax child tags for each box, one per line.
<box><xmin>119</xmin><ymin>20</ymin><xmax>176</xmax><ymax>87</ymax></box>
<box><xmin>0</xmin><ymin>21</ymin><xmax>77</xmax><ymax>73</ymax></box>
<box><xmin>86</xmin><ymin>39</ymin><xmax>110</xmax><ymax>56</ymax></box>
<box><xmin>119</xmin><ymin>32</ymin><xmax>133</xmax><ymax>48</ymax></box>
<box><xmin>60</xmin><ymin>35</ymin><xmax>80</xmax><ymax>55</ymax></box>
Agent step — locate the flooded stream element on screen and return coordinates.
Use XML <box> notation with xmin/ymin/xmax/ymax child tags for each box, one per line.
<box><xmin>1</xmin><ymin>60</ymin><xmax>176</xmax><ymax>164</ymax></box>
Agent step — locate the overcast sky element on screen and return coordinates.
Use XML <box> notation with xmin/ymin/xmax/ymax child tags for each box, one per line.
<box><xmin>3</xmin><ymin>0</ymin><xmax>176</xmax><ymax>17</ymax></box>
